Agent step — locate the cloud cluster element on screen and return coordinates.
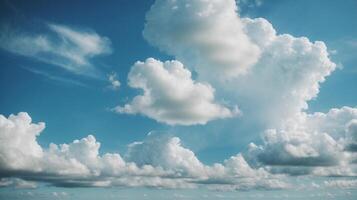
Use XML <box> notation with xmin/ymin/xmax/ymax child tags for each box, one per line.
<box><xmin>0</xmin><ymin>23</ymin><xmax>111</xmax><ymax>77</ymax></box>
<box><xmin>126</xmin><ymin>132</ymin><xmax>205</xmax><ymax>177</ymax></box>
<box><xmin>247</xmin><ymin>107</ymin><xmax>357</xmax><ymax>176</ymax></box>
<box><xmin>120</xmin><ymin>0</ymin><xmax>336</xmax><ymax>127</ymax></box>
<box><xmin>115</xmin><ymin>58</ymin><xmax>239</xmax><ymax>125</ymax></box>
<box><xmin>0</xmin><ymin>112</ymin><xmax>285</xmax><ymax>190</ymax></box>
<box><xmin>1</xmin><ymin>0</ymin><xmax>356</xmax><ymax>193</ymax></box>
<box><xmin>137</xmin><ymin>0</ymin><xmax>356</xmax><ymax>182</ymax></box>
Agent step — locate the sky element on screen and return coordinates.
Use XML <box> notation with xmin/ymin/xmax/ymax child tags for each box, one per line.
<box><xmin>0</xmin><ymin>0</ymin><xmax>357</xmax><ymax>199</ymax></box>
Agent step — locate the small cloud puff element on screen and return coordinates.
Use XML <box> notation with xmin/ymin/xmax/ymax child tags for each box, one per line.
<box><xmin>108</xmin><ymin>72</ymin><xmax>121</xmax><ymax>90</ymax></box>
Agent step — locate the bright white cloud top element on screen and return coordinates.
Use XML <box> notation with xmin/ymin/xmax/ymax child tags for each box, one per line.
<box><xmin>115</xmin><ymin>58</ymin><xmax>239</xmax><ymax>125</ymax></box>
<box><xmin>143</xmin><ymin>0</ymin><xmax>261</xmax><ymax>80</ymax></box>
<box><xmin>143</xmin><ymin>0</ymin><xmax>336</xmax><ymax>127</ymax></box>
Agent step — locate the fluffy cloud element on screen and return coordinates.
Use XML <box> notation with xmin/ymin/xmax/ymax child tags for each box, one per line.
<box><xmin>140</xmin><ymin>0</ymin><xmax>346</xmax><ymax>178</ymax></box>
<box><xmin>123</xmin><ymin>0</ymin><xmax>349</xmax><ymax>179</ymax></box>
<box><xmin>247</xmin><ymin>107</ymin><xmax>357</xmax><ymax>176</ymax></box>
<box><xmin>0</xmin><ymin>23</ymin><xmax>111</xmax><ymax>77</ymax></box>
<box><xmin>142</xmin><ymin>0</ymin><xmax>336</xmax><ymax>127</ymax></box>
<box><xmin>115</xmin><ymin>58</ymin><xmax>239</xmax><ymax>125</ymax></box>
<box><xmin>0</xmin><ymin>112</ymin><xmax>44</xmax><ymax>171</ymax></box>
<box><xmin>126</xmin><ymin>132</ymin><xmax>205</xmax><ymax>177</ymax></box>
<box><xmin>126</xmin><ymin>132</ymin><xmax>288</xmax><ymax>190</ymax></box>
<box><xmin>0</xmin><ymin>112</ymin><xmax>285</xmax><ymax>190</ymax></box>
<box><xmin>143</xmin><ymin>0</ymin><xmax>261</xmax><ymax>80</ymax></box>
<box><xmin>1</xmin><ymin>0</ymin><xmax>354</xmax><ymax>193</ymax></box>
<box><xmin>139</xmin><ymin>0</ymin><xmax>338</xmax><ymax>134</ymax></box>
<box><xmin>222</xmin><ymin>18</ymin><xmax>336</xmax><ymax>126</ymax></box>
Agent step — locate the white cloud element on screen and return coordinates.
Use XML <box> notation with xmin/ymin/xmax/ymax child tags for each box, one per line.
<box><xmin>119</xmin><ymin>0</ymin><xmax>350</xmax><ymax>180</ymax></box>
<box><xmin>0</xmin><ymin>23</ymin><xmax>111</xmax><ymax>77</ymax></box>
<box><xmin>224</xmin><ymin>17</ymin><xmax>336</xmax><ymax>126</ymax></box>
<box><xmin>114</xmin><ymin>58</ymin><xmax>239</xmax><ymax>125</ymax></box>
<box><xmin>108</xmin><ymin>72</ymin><xmax>121</xmax><ymax>90</ymax></box>
<box><xmin>0</xmin><ymin>0</ymin><xmax>354</xmax><ymax>193</ymax></box>
<box><xmin>247</xmin><ymin>107</ymin><xmax>357</xmax><ymax>176</ymax></box>
<box><xmin>142</xmin><ymin>0</ymin><xmax>336</xmax><ymax>128</ymax></box>
<box><xmin>126</xmin><ymin>132</ymin><xmax>205</xmax><ymax>177</ymax></box>
<box><xmin>139</xmin><ymin>1</ymin><xmax>346</xmax><ymax>178</ymax></box>
<box><xmin>0</xmin><ymin>112</ymin><xmax>44</xmax><ymax>171</ymax></box>
<box><xmin>143</xmin><ymin>0</ymin><xmax>261</xmax><ymax>80</ymax></box>
<box><xmin>0</xmin><ymin>112</ymin><xmax>285</xmax><ymax>190</ymax></box>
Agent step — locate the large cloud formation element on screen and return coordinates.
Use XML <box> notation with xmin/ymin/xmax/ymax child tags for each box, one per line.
<box><xmin>117</xmin><ymin>0</ymin><xmax>337</xmax><ymax>127</ymax></box>
<box><xmin>115</xmin><ymin>58</ymin><xmax>238</xmax><ymax>125</ymax></box>
<box><xmin>232</xmin><ymin>18</ymin><xmax>336</xmax><ymax>125</ymax></box>
<box><xmin>0</xmin><ymin>112</ymin><xmax>286</xmax><ymax>190</ymax></box>
<box><xmin>1</xmin><ymin>0</ymin><xmax>356</xmax><ymax>193</ymax></box>
<box><xmin>136</xmin><ymin>0</ymin><xmax>355</xmax><ymax>180</ymax></box>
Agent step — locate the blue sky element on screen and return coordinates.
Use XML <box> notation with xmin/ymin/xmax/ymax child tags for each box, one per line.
<box><xmin>0</xmin><ymin>0</ymin><xmax>357</xmax><ymax>199</ymax></box>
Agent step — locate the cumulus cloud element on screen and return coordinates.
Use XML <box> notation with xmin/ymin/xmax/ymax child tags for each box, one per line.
<box><xmin>142</xmin><ymin>0</ymin><xmax>336</xmax><ymax>128</ymax></box>
<box><xmin>1</xmin><ymin>0</ymin><xmax>354</xmax><ymax>193</ymax></box>
<box><xmin>247</xmin><ymin>107</ymin><xmax>357</xmax><ymax>176</ymax></box>
<box><xmin>223</xmin><ymin>17</ymin><xmax>336</xmax><ymax>126</ymax></box>
<box><xmin>0</xmin><ymin>112</ymin><xmax>44</xmax><ymax>171</ymax></box>
<box><xmin>143</xmin><ymin>0</ymin><xmax>261</xmax><ymax>80</ymax></box>
<box><xmin>126</xmin><ymin>132</ymin><xmax>205</xmax><ymax>177</ymax></box>
<box><xmin>139</xmin><ymin>0</ymin><xmax>347</xmax><ymax>178</ymax></box>
<box><xmin>114</xmin><ymin>58</ymin><xmax>239</xmax><ymax>125</ymax></box>
<box><xmin>0</xmin><ymin>112</ymin><xmax>285</xmax><ymax>190</ymax></box>
<box><xmin>0</xmin><ymin>23</ymin><xmax>111</xmax><ymax>77</ymax></box>
<box><xmin>119</xmin><ymin>0</ymin><xmax>350</xmax><ymax>180</ymax></box>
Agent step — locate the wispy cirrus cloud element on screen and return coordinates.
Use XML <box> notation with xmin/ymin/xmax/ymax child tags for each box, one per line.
<box><xmin>22</xmin><ymin>67</ymin><xmax>88</xmax><ymax>87</ymax></box>
<box><xmin>0</xmin><ymin>23</ymin><xmax>112</xmax><ymax>78</ymax></box>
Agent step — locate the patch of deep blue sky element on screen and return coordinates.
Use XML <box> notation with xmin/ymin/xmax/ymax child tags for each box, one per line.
<box><xmin>0</xmin><ymin>0</ymin><xmax>356</xmax><ymax>164</ymax></box>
